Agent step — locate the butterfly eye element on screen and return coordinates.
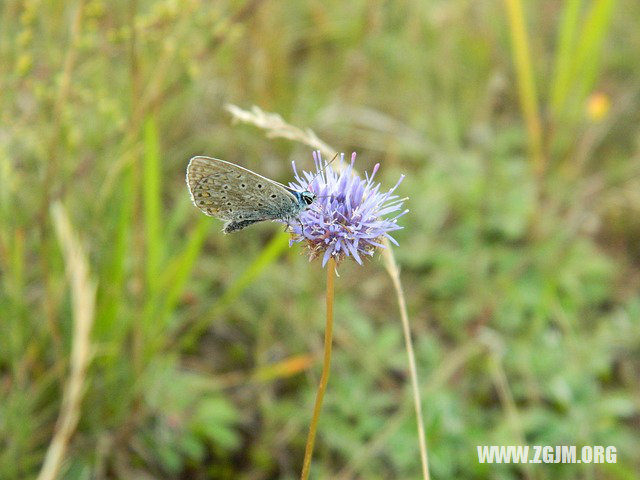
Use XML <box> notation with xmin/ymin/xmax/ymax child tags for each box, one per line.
<box><xmin>302</xmin><ymin>192</ymin><xmax>315</xmax><ymax>205</ymax></box>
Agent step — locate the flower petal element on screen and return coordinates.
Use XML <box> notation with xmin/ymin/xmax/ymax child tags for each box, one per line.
<box><xmin>290</xmin><ymin>152</ymin><xmax>406</xmax><ymax>267</ymax></box>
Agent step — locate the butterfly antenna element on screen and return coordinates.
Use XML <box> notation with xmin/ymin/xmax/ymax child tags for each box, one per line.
<box><xmin>306</xmin><ymin>152</ymin><xmax>339</xmax><ymax>190</ymax></box>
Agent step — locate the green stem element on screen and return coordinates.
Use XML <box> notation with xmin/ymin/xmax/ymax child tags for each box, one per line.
<box><xmin>300</xmin><ymin>257</ymin><xmax>336</xmax><ymax>480</ymax></box>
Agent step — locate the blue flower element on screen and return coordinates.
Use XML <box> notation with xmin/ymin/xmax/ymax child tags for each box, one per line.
<box><xmin>289</xmin><ymin>151</ymin><xmax>408</xmax><ymax>267</ymax></box>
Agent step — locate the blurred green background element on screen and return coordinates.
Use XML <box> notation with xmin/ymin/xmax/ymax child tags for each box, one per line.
<box><xmin>1</xmin><ymin>0</ymin><xmax>640</xmax><ymax>478</ymax></box>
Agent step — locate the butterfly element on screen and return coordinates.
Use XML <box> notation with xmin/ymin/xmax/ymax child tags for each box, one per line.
<box><xmin>186</xmin><ymin>156</ymin><xmax>316</xmax><ymax>233</ymax></box>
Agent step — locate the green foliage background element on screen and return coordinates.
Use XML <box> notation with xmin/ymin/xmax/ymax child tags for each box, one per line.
<box><xmin>1</xmin><ymin>0</ymin><xmax>639</xmax><ymax>478</ymax></box>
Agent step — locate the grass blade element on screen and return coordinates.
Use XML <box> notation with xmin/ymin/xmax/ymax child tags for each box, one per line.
<box><xmin>143</xmin><ymin>116</ymin><xmax>163</xmax><ymax>296</ymax></box>
<box><xmin>178</xmin><ymin>232</ymin><xmax>289</xmax><ymax>349</ymax></box>
<box><xmin>550</xmin><ymin>0</ymin><xmax>583</xmax><ymax>115</ymax></box>
<box><xmin>159</xmin><ymin>217</ymin><xmax>211</xmax><ymax>325</ymax></box>
<box><xmin>571</xmin><ymin>0</ymin><xmax>616</xmax><ymax>106</ymax></box>
<box><xmin>96</xmin><ymin>164</ymin><xmax>134</xmax><ymax>336</ymax></box>
<box><xmin>502</xmin><ymin>0</ymin><xmax>545</xmax><ymax>175</ymax></box>
<box><xmin>551</xmin><ymin>0</ymin><xmax>616</xmax><ymax>121</ymax></box>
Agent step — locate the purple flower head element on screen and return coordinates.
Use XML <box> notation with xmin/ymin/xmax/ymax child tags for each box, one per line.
<box><xmin>289</xmin><ymin>151</ymin><xmax>408</xmax><ymax>267</ymax></box>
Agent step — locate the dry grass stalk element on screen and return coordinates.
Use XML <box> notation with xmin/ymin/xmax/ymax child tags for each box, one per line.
<box><xmin>225</xmin><ymin>104</ymin><xmax>335</xmax><ymax>157</ymax></box>
<box><xmin>38</xmin><ymin>203</ymin><xmax>96</xmax><ymax>480</ymax></box>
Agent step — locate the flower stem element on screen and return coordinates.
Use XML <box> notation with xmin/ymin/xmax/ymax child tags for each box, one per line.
<box><xmin>300</xmin><ymin>257</ymin><xmax>336</xmax><ymax>480</ymax></box>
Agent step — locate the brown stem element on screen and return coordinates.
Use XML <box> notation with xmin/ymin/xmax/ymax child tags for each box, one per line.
<box><xmin>300</xmin><ymin>257</ymin><xmax>336</xmax><ymax>479</ymax></box>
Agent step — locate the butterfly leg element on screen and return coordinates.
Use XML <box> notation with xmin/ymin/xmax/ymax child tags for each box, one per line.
<box><xmin>224</xmin><ymin>219</ymin><xmax>262</xmax><ymax>233</ymax></box>
<box><xmin>281</xmin><ymin>219</ymin><xmax>304</xmax><ymax>236</ymax></box>
<box><xmin>282</xmin><ymin>218</ymin><xmax>298</xmax><ymax>234</ymax></box>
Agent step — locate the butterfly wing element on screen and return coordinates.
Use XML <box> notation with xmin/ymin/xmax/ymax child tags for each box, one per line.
<box><xmin>186</xmin><ymin>156</ymin><xmax>300</xmax><ymax>223</ymax></box>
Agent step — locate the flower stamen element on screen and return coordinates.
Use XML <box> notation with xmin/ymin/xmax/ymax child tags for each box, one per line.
<box><xmin>289</xmin><ymin>151</ymin><xmax>407</xmax><ymax>267</ymax></box>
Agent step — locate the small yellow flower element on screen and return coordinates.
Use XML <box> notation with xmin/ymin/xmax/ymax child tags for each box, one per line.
<box><xmin>586</xmin><ymin>92</ymin><xmax>611</xmax><ymax>122</ymax></box>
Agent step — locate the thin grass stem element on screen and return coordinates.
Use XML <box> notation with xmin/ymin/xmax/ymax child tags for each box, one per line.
<box><xmin>381</xmin><ymin>245</ymin><xmax>430</xmax><ymax>480</ymax></box>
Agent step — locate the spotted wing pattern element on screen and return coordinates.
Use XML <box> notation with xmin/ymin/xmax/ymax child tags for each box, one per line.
<box><xmin>186</xmin><ymin>156</ymin><xmax>302</xmax><ymax>231</ymax></box>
